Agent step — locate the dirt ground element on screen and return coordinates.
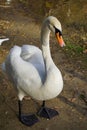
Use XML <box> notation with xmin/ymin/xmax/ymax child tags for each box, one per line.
<box><xmin>0</xmin><ymin>1</ymin><xmax>87</xmax><ymax>130</ymax></box>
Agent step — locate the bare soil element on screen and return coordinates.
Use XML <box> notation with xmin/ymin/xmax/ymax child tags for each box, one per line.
<box><xmin>0</xmin><ymin>1</ymin><xmax>87</xmax><ymax>130</ymax></box>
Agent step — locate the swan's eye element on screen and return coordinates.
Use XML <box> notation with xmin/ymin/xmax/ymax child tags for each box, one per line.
<box><xmin>55</xmin><ymin>27</ymin><xmax>62</xmax><ymax>36</ymax></box>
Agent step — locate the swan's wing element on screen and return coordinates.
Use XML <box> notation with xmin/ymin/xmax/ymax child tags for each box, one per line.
<box><xmin>21</xmin><ymin>45</ymin><xmax>45</xmax><ymax>73</ymax></box>
<box><xmin>21</xmin><ymin>45</ymin><xmax>45</xmax><ymax>82</ymax></box>
<box><xmin>21</xmin><ymin>45</ymin><xmax>42</xmax><ymax>60</ymax></box>
<box><xmin>5</xmin><ymin>46</ymin><xmax>45</xmax><ymax>88</ymax></box>
<box><xmin>21</xmin><ymin>44</ymin><xmax>44</xmax><ymax>65</ymax></box>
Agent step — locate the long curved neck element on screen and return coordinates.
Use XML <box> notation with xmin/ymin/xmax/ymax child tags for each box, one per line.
<box><xmin>41</xmin><ymin>24</ymin><xmax>54</xmax><ymax>71</ymax></box>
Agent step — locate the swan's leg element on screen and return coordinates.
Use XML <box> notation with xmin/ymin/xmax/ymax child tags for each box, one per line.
<box><xmin>37</xmin><ymin>101</ymin><xmax>59</xmax><ymax>119</ymax></box>
<box><xmin>18</xmin><ymin>100</ymin><xmax>39</xmax><ymax>126</ymax></box>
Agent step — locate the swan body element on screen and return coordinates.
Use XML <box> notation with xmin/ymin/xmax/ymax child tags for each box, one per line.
<box><xmin>4</xmin><ymin>44</ymin><xmax>63</xmax><ymax>101</ymax></box>
<box><xmin>0</xmin><ymin>38</ymin><xmax>9</xmax><ymax>45</ymax></box>
<box><xmin>2</xmin><ymin>16</ymin><xmax>65</xmax><ymax>125</ymax></box>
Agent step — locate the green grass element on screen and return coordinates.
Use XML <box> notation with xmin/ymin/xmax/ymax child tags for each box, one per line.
<box><xmin>63</xmin><ymin>41</ymin><xmax>87</xmax><ymax>70</ymax></box>
<box><xmin>65</xmin><ymin>41</ymin><xmax>85</xmax><ymax>55</ymax></box>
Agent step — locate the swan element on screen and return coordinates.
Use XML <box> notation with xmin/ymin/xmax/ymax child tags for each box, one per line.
<box><xmin>2</xmin><ymin>16</ymin><xmax>65</xmax><ymax>126</ymax></box>
<box><xmin>0</xmin><ymin>38</ymin><xmax>9</xmax><ymax>45</ymax></box>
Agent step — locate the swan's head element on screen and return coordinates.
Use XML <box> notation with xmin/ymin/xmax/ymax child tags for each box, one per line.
<box><xmin>44</xmin><ymin>16</ymin><xmax>65</xmax><ymax>47</ymax></box>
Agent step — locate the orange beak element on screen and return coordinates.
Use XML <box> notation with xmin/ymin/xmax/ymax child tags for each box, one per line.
<box><xmin>56</xmin><ymin>33</ymin><xmax>65</xmax><ymax>47</ymax></box>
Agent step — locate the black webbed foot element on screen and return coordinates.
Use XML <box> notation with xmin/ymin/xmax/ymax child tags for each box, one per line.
<box><xmin>37</xmin><ymin>101</ymin><xmax>59</xmax><ymax>119</ymax></box>
<box><xmin>19</xmin><ymin>114</ymin><xmax>39</xmax><ymax>126</ymax></box>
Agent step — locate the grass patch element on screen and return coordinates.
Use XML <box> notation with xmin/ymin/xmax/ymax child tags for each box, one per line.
<box><xmin>63</xmin><ymin>40</ymin><xmax>87</xmax><ymax>72</ymax></box>
<box><xmin>65</xmin><ymin>41</ymin><xmax>85</xmax><ymax>56</ymax></box>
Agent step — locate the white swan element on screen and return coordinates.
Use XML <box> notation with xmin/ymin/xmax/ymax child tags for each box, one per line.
<box><xmin>2</xmin><ymin>16</ymin><xmax>65</xmax><ymax>126</ymax></box>
<box><xmin>0</xmin><ymin>38</ymin><xmax>9</xmax><ymax>45</ymax></box>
